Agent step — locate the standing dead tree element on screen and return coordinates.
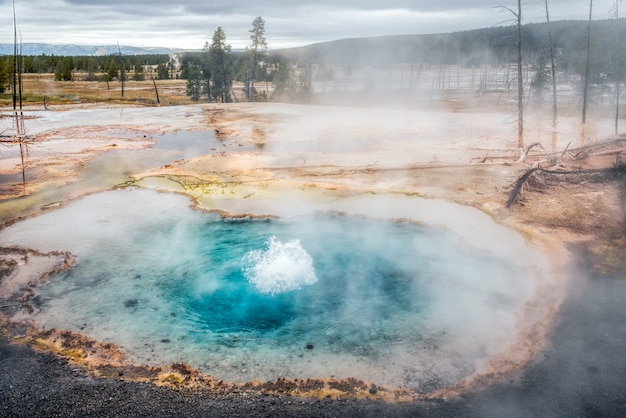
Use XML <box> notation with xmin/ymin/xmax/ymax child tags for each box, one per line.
<box><xmin>544</xmin><ymin>0</ymin><xmax>558</xmax><ymax>131</ymax></box>
<box><xmin>0</xmin><ymin>0</ymin><xmax>36</xmax><ymax>196</ymax></box>
<box><xmin>581</xmin><ymin>0</ymin><xmax>593</xmax><ymax>131</ymax></box>
<box><xmin>498</xmin><ymin>2</ymin><xmax>524</xmax><ymax>150</ymax></box>
<box><xmin>151</xmin><ymin>74</ymin><xmax>160</xmax><ymax>106</ymax></box>
<box><xmin>515</xmin><ymin>0</ymin><xmax>524</xmax><ymax>150</ymax></box>
<box><xmin>117</xmin><ymin>42</ymin><xmax>125</xmax><ymax>98</ymax></box>
<box><xmin>612</xmin><ymin>0</ymin><xmax>623</xmax><ymax>135</ymax></box>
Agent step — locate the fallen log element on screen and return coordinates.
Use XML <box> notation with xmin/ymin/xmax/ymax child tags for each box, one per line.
<box><xmin>506</xmin><ymin>159</ymin><xmax>626</xmax><ymax>212</ymax></box>
<box><xmin>505</xmin><ymin>167</ymin><xmax>542</xmax><ymax>208</ymax></box>
<box><xmin>572</xmin><ymin>138</ymin><xmax>626</xmax><ymax>160</ymax></box>
<box><xmin>517</xmin><ymin>142</ymin><xmax>546</xmax><ymax>163</ymax></box>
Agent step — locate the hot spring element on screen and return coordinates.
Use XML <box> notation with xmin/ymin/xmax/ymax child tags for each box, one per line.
<box><xmin>0</xmin><ymin>188</ymin><xmax>552</xmax><ymax>392</ymax></box>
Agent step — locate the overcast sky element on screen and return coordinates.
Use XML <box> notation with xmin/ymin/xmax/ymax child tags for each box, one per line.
<box><xmin>0</xmin><ymin>0</ymin><xmax>620</xmax><ymax>50</ymax></box>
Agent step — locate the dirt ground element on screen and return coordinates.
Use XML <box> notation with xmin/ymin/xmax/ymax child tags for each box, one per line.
<box><xmin>0</xmin><ymin>97</ymin><xmax>625</xmax><ymax>415</ymax></box>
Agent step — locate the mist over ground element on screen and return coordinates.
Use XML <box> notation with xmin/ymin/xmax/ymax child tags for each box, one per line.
<box><xmin>1</xmin><ymin>10</ymin><xmax>626</xmax><ymax>414</ymax></box>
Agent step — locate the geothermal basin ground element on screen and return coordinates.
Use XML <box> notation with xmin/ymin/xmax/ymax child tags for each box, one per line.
<box><xmin>0</xmin><ymin>101</ymin><xmax>625</xmax><ymax>416</ymax></box>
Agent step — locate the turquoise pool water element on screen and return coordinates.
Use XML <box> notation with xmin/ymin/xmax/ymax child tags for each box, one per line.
<box><xmin>1</xmin><ymin>189</ymin><xmax>539</xmax><ymax>390</ymax></box>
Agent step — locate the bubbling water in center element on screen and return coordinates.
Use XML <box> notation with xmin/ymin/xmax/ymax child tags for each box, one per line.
<box><xmin>242</xmin><ymin>236</ymin><xmax>318</xmax><ymax>295</ymax></box>
<box><xmin>0</xmin><ymin>189</ymin><xmax>547</xmax><ymax>391</ymax></box>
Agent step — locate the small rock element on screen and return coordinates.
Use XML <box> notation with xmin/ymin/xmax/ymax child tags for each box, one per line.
<box><xmin>124</xmin><ymin>298</ymin><xmax>138</xmax><ymax>308</ymax></box>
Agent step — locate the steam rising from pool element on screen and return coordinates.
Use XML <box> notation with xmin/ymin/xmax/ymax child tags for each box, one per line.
<box><xmin>243</xmin><ymin>236</ymin><xmax>318</xmax><ymax>295</ymax></box>
<box><xmin>0</xmin><ymin>189</ymin><xmax>550</xmax><ymax>391</ymax></box>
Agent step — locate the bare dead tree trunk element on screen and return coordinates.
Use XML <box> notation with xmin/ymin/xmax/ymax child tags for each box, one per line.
<box><xmin>482</xmin><ymin>28</ymin><xmax>489</xmax><ymax>92</ymax></box>
<box><xmin>516</xmin><ymin>0</ymin><xmax>524</xmax><ymax>150</ymax></box>
<box><xmin>244</xmin><ymin>68</ymin><xmax>251</xmax><ymax>101</ymax></box>
<box><xmin>230</xmin><ymin>83</ymin><xmax>238</xmax><ymax>103</ymax></box>
<box><xmin>499</xmin><ymin>4</ymin><xmax>524</xmax><ymax>149</ymax></box>
<box><xmin>614</xmin><ymin>0</ymin><xmax>622</xmax><ymax>135</ymax></box>
<box><xmin>617</xmin><ymin>156</ymin><xmax>626</xmax><ymax>225</ymax></box>
<box><xmin>151</xmin><ymin>75</ymin><xmax>160</xmax><ymax>106</ymax></box>
<box><xmin>117</xmin><ymin>42</ymin><xmax>125</xmax><ymax>98</ymax></box>
<box><xmin>11</xmin><ymin>0</ymin><xmax>26</xmax><ymax>195</ymax></box>
<box><xmin>18</xmin><ymin>40</ymin><xmax>25</xmax><ymax>194</ymax></box>
<box><xmin>582</xmin><ymin>0</ymin><xmax>593</xmax><ymax>130</ymax></box>
<box><xmin>265</xmin><ymin>65</ymin><xmax>269</xmax><ymax>98</ymax></box>
<box><xmin>12</xmin><ymin>0</ymin><xmax>17</xmax><ymax>112</ymax></box>
<box><xmin>18</xmin><ymin>38</ymin><xmax>23</xmax><ymax>112</ymax></box>
<box><xmin>617</xmin><ymin>69</ymin><xmax>622</xmax><ymax>136</ymax></box>
<box><xmin>545</xmin><ymin>0</ymin><xmax>558</xmax><ymax>129</ymax></box>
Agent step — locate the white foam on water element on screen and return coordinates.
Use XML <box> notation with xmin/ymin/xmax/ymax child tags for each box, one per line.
<box><xmin>242</xmin><ymin>236</ymin><xmax>318</xmax><ymax>295</ymax></box>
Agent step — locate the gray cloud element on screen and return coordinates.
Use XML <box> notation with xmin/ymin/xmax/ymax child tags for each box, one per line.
<box><xmin>0</xmin><ymin>0</ymin><xmax>618</xmax><ymax>49</ymax></box>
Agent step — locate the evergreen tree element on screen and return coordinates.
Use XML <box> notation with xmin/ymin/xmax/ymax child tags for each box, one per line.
<box><xmin>107</xmin><ymin>58</ymin><xmax>119</xmax><ymax>79</ymax></box>
<box><xmin>272</xmin><ymin>58</ymin><xmax>295</xmax><ymax>99</ymax></box>
<box><xmin>208</xmin><ymin>27</ymin><xmax>233</xmax><ymax>103</ymax></box>
<box><xmin>54</xmin><ymin>57</ymin><xmax>73</xmax><ymax>81</ymax></box>
<box><xmin>186</xmin><ymin>64</ymin><xmax>203</xmax><ymax>101</ymax></box>
<box><xmin>85</xmin><ymin>57</ymin><xmax>98</xmax><ymax>81</ymax></box>
<box><xmin>133</xmin><ymin>57</ymin><xmax>145</xmax><ymax>81</ymax></box>
<box><xmin>0</xmin><ymin>57</ymin><xmax>8</xmax><ymax>93</ymax></box>
<box><xmin>156</xmin><ymin>62</ymin><xmax>169</xmax><ymax>79</ymax></box>
<box><xmin>246</xmin><ymin>16</ymin><xmax>267</xmax><ymax>101</ymax></box>
<box><xmin>200</xmin><ymin>55</ymin><xmax>212</xmax><ymax>100</ymax></box>
<box><xmin>183</xmin><ymin>52</ymin><xmax>211</xmax><ymax>101</ymax></box>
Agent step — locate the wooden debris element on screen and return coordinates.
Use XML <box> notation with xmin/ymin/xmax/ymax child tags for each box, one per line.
<box><xmin>506</xmin><ymin>138</ymin><xmax>626</xmax><ymax>226</ymax></box>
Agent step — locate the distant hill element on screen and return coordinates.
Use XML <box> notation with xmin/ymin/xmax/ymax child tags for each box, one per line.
<box><xmin>0</xmin><ymin>43</ymin><xmax>176</xmax><ymax>56</ymax></box>
<box><xmin>274</xmin><ymin>18</ymin><xmax>626</xmax><ymax>67</ymax></box>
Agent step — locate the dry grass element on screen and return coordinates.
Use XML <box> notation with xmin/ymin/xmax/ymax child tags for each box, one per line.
<box><xmin>0</xmin><ymin>73</ymin><xmax>194</xmax><ymax>107</ymax></box>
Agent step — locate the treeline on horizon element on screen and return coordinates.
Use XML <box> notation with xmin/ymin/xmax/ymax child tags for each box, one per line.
<box><xmin>0</xmin><ymin>18</ymin><xmax>624</xmax><ymax>97</ymax></box>
<box><xmin>280</xmin><ymin>19</ymin><xmax>625</xmax><ymax>77</ymax></box>
<box><xmin>0</xmin><ymin>54</ymin><xmax>173</xmax><ymax>86</ymax></box>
